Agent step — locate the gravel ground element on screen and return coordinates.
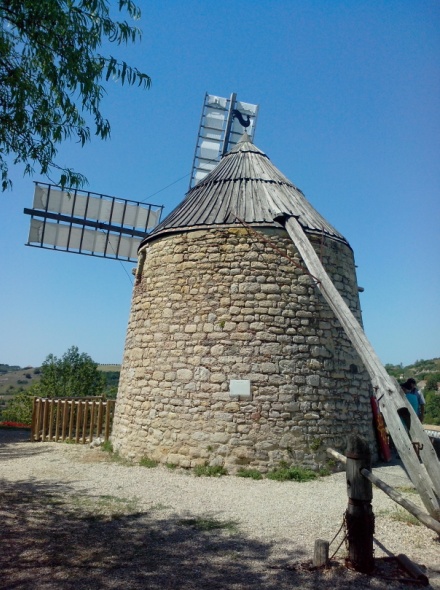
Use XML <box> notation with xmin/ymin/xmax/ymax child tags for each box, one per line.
<box><xmin>1</xmin><ymin>429</ymin><xmax>439</xmax><ymax>589</ymax></box>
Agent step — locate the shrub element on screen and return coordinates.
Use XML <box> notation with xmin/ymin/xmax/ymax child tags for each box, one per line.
<box><xmin>310</xmin><ymin>438</ymin><xmax>322</xmax><ymax>451</ymax></box>
<box><xmin>267</xmin><ymin>463</ymin><xmax>317</xmax><ymax>482</ymax></box>
<box><xmin>101</xmin><ymin>440</ymin><xmax>114</xmax><ymax>453</ymax></box>
<box><xmin>139</xmin><ymin>456</ymin><xmax>158</xmax><ymax>468</ymax></box>
<box><xmin>1</xmin><ymin>390</ymin><xmax>33</xmax><ymax>425</ymax></box>
<box><xmin>194</xmin><ymin>464</ymin><xmax>227</xmax><ymax>477</ymax></box>
<box><xmin>236</xmin><ymin>468</ymin><xmax>263</xmax><ymax>480</ymax></box>
<box><xmin>425</xmin><ymin>391</ymin><xmax>440</xmax><ymax>425</ymax></box>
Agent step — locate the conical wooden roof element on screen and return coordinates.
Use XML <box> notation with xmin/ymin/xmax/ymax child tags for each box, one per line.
<box><xmin>141</xmin><ymin>134</ymin><xmax>349</xmax><ymax>247</ymax></box>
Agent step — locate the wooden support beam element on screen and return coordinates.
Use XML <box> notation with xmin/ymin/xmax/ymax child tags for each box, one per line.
<box><xmin>365</xmin><ymin>469</ymin><xmax>440</xmax><ymax>536</ymax></box>
<box><xmin>281</xmin><ymin>215</ymin><xmax>440</xmax><ymax>519</ymax></box>
<box><xmin>327</xmin><ymin>447</ymin><xmax>440</xmax><ymax>535</ymax></box>
<box><xmin>396</xmin><ymin>554</ymin><xmax>429</xmax><ymax>586</ymax></box>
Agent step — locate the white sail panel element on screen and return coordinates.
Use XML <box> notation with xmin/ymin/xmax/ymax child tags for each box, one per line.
<box><xmin>28</xmin><ymin>219</ymin><xmax>141</xmax><ymax>260</ymax></box>
<box><xmin>33</xmin><ymin>186</ymin><xmax>160</xmax><ymax>230</ymax></box>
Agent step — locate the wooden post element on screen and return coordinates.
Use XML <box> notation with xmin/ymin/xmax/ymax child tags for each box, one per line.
<box><xmin>345</xmin><ymin>435</ymin><xmax>375</xmax><ymax>573</ymax></box>
<box><xmin>67</xmin><ymin>400</ymin><xmax>74</xmax><ymax>440</ymax></box>
<box><xmin>327</xmin><ymin>446</ymin><xmax>440</xmax><ymax>536</ymax></box>
<box><xmin>48</xmin><ymin>399</ymin><xmax>55</xmax><ymax>441</ymax></box>
<box><xmin>90</xmin><ymin>400</ymin><xmax>96</xmax><ymax>443</ymax></box>
<box><xmin>313</xmin><ymin>539</ymin><xmax>329</xmax><ymax>567</ymax></box>
<box><xmin>82</xmin><ymin>400</ymin><xmax>88</xmax><ymax>444</ymax></box>
<box><xmin>54</xmin><ymin>400</ymin><xmax>61</xmax><ymax>442</ymax></box>
<box><xmin>97</xmin><ymin>401</ymin><xmax>103</xmax><ymax>437</ymax></box>
<box><xmin>104</xmin><ymin>400</ymin><xmax>112</xmax><ymax>441</ymax></box>
<box><xmin>41</xmin><ymin>399</ymin><xmax>49</xmax><ymax>442</ymax></box>
<box><xmin>60</xmin><ymin>400</ymin><xmax>67</xmax><ymax>441</ymax></box>
<box><xmin>75</xmin><ymin>401</ymin><xmax>82</xmax><ymax>443</ymax></box>
<box><xmin>30</xmin><ymin>397</ymin><xmax>38</xmax><ymax>441</ymax></box>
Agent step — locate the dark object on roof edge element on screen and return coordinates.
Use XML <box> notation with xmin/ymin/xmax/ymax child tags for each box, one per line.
<box><xmin>140</xmin><ymin>133</ymin><xmax>349</xmax><ymax>249</ymax></box>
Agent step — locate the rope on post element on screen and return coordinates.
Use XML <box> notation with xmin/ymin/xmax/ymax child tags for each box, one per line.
<box><xmin>327</xmin><ymin>447</ymin><xmax>440</xmax><ymax>536</ymax></box>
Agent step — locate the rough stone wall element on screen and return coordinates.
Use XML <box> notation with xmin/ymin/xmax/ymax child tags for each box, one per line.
<box><xmin>112</xmin><ymin>227</ymin><xmax>376</xmax><ymax>472</ymax></box>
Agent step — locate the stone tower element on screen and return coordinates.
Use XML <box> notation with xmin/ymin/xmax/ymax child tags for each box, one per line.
<box><xmin>112</xmin><ymin>135</ymin><xmax>376</xmax><ymax>471</ymax></box>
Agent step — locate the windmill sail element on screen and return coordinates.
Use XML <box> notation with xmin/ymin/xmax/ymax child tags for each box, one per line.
<box><xmin>24</xmin><ymin>182</ymin><xmax>163</xmax><ymax>262</ymax></box>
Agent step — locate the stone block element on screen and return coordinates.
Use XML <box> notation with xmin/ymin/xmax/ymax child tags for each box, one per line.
<box><xmin>176</xmin><ymin>368</ymin><xmax>193</xmax><ymax>381</ymax></box>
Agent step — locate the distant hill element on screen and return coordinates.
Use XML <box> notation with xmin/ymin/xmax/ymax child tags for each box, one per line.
<box><xmin>0</xmin><ymin>364</ymin><xmax>24</xmax><ymax>374</ymax></box>
<box><xmin>0</xmin><ymin>367</ymin><xmax>42</xmax><ymax>409</ymax></box>
<box><xmin>0</xmin><ymin>364</ymin><xmax>121</xmax><ymax>406</ymax></box>
<box><xmin>98</xmin><ymin>364</ymin><xmax>122</xmax><ymax>372</ymax></box>
<box><xmin>2</xmin><ymin>358</ymin><xmax>439</xmax><ymax>387</ymax></box>
<box><xmin>385</xmin><ymin>358</ymin><xmax>440</xmax><ymax>383</ymax></box>
<box><xmin>0</xmin><ymin>367</ymin><xmax>40</xmax><ymax>394</ymax></box>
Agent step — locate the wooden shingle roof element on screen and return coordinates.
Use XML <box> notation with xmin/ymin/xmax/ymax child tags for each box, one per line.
<box><xmin>141</xmin><ymin>134</ymin><xmax>349</xmax><ymax>247</ymax></box>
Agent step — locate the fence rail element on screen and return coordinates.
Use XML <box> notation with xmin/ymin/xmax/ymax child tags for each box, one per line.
<box><xmin>31</xmin><ymin>397</ymin><xmax>116</xmax><ymax>443</ymax></box>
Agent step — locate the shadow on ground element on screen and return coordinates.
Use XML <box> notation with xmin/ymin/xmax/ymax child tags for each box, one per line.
<box><xmin>0</xmin><ymin>477</ymin><xmax>310</xmax><ymax>590</ymax></box>
<box><xmin>0</xmin><ymin>429</ymin><xmax>50</xmax><ymax>462</ymax></box>
<box><xmin>1</xmin><ymin>479</ymin><xmax>435</xmax><ymax>590</ymax></box>
<box><xmin>1</xmin><ymin>430</ymin><xmax>437</xmax><ymax>590</ymax></box>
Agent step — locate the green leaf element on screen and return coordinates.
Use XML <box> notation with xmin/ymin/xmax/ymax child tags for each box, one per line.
<box><xmin>0</xmin><ymin>0</ymin><xmax>151</xmax><ymax>190</ymax></box>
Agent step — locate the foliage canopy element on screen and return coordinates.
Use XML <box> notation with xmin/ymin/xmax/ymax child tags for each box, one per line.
<box><xmin>39</xmin><ymin>346</ymin><xmax>106</xmax><ymax>397</ymax></box>
<box><xmin>1</xmin><ymin>346</ymin><xmax>106</xmax><ymax>423</ymax></box>
<box><xmin>1</xmin><ymin>388</ymin><xmax>34</xmax><ymax>424</ymax></box>
<box><xmin>0</xmin><ymin>0</ymin><xmax>150</xmax><ymax>190</ymax></box>
<box><xmin>425</xmin><ymin>391</ymin><xmax>440</xmax><ymax>426</ymax></box>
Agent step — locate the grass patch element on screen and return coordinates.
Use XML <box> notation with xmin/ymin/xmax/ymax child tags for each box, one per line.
<box><xmin>267</xmin><ymin>463</ymin><xmax>317</xmax><ymax>482</ymax></box>
<box><xmin>99</xmin><ymin>441</ymin><xmax>132</xmax><ymax>465</ymax></box>
<box><xmin>390</xmin><ymin>508</ymin><xmax>421</xmax><ymax>526</ymax></box>
<box><xmin>165</xmin><ymin>462</ymin><xmax>178</xmax><ymax>470</ymax></box>
<box><xmin>139</xmin><ymin>456</ymin><xmax>158</xmax><ymax>468</ymax></box>
<box><xmin>69</xmin><ymin>494</ymin><xmax>139</xmax><ymax>519</ymax></box>
<box><xmin>193</xmin><ymin>464</ymin><xmax>227</xmax><ymax>477</ymax></box>
<box><xmin>310</xmin><ymin>438</ymin><xmax>322</xmax><ymax>451</ymax></box>
<box><xmin>150</xmin><ymin>502</ymin><xmax>171</xmax><ymax>511</ymax></box>
<box><xmin>236</xmin><ymin>468</ymin><xmax>263</xmax><ymax>480</ymax></box>
<box><xmin>179</xmin><ymin>517</ymin><xmax>238</xmax><ymax>533</ymax></box>
<box><xmin>395</xmin><ymin>485</ymin><xmax>417</xmax><ymax>495</ymax></box>
<box><xmin>101</xmin><ymin>440</ymin><xmax>113</xmax><ymax>453</ymax></box>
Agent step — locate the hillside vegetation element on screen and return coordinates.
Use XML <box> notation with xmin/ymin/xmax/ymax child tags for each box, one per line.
<box><xmin>0</xmin><ymin>364</ymin><xmax>120</xmax><ymax>395</ymax></box>
<box><xmin>0</xmin><ymin>363</ymin><xmax>121</xmax><ymax>416</ymax></box>
<box><xmin>384</xmin><ymin>357</ymin><xmax>440</xmax><ymax>383</ymax></box>
<box><xmin>1</xmin><ymin>358</ymin><xmax>439</xmax><ymax>424</ymax></box>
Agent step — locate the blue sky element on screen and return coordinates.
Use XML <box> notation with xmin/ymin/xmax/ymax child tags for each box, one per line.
<box><xmin>1</xmin><ymin>0</ymin><xmax>439</xmax><ymax>368</ymax></box>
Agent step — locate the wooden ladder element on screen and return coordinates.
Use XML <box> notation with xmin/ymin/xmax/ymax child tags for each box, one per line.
<box><xmin>279</xmin><ymin>214</ymin><xmax>440</xmax><ymax>520</ymax></box>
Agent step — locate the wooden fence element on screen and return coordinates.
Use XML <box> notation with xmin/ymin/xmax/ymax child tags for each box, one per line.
<box><xmin>30</xmin><ymin>397</ymin><xmax>116</xmax><ymax>443</ymax></box>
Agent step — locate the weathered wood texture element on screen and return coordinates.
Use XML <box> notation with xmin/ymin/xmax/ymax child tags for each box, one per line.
<box><xmin>345</xmin><ymin>436</ymin><xmax>374</xmax><ymax>573</ymax></box>
<box><xmin>143</xmin><ymin>137</ymin><xmax>348</xmax><ymax>247</ymax></box>
<box><xmin>327</xmin><ymin>447</ymin><xmax>440</xmax><ymax>535</ymax></box>
<box><xmin>282</xmin><ymin>215</ymin><xmax>440</xmax><ymax>519</ymax></box>
<box><xmin>396</xmin><ymin>554</ymin><xmax>429</xmax><ymax>586</ymax></box>
<box><xmin>31</xmin><ymin>397</ymin><xmax>115</xmax><ymax>443</ymax></box>
<box><xmin>313</xmin><ymin>539</ymin><xmax>329</xmax><ymax>567</ymax></box>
